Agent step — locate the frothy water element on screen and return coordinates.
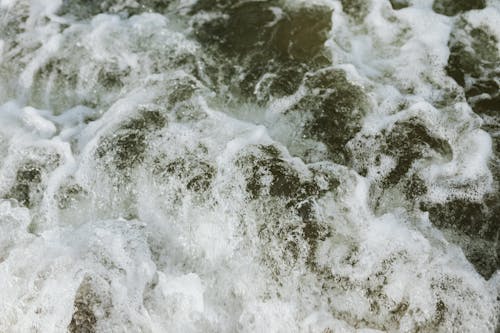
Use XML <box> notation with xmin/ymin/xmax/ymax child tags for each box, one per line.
<box><xmin>0</xmin><ymin>0</ymin><xmax>499</xmax><ymax>332</ymax></box>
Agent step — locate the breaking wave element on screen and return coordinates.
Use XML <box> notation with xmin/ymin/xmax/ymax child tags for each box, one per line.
<box><xmin>0</xmin><ymin>0</ymin><xmax>499</xmax><ymax>331</ymax></box>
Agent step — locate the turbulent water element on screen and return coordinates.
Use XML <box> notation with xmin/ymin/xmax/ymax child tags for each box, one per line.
<box><xmin>0</xmin><ymin>0</ymin><xmax>499</xmax><ymax>332</ymax></box>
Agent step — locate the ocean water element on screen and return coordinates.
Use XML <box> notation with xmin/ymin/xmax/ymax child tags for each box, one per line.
<box><xmin>0</xmin><ymin>0</ymin><xmax>499</xmax><ymax>332</ymax></box>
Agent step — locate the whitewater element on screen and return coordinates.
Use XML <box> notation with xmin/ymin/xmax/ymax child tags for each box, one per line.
<box><xmin>0</xmin><ymin>0</ymin><xmax>499</xmax><ymax>332</ymax></box>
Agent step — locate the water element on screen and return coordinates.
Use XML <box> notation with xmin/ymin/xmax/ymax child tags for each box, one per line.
<box><xmin>0</xmin><ymin>0</ymin><xmax>499</xmax><ymax>332</ymax></box>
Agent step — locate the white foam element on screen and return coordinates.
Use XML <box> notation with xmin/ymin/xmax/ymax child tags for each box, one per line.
<box><xmin>0</xmin><ymin>0</ymin><xmax>498</xmax><ymax>331</ymax></box>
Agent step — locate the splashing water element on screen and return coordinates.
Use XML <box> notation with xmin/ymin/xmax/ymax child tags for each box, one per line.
<box><xmin>0</xmin><ymin>0</ymin><xmax>499</xmax><ymax>332</ymax></box>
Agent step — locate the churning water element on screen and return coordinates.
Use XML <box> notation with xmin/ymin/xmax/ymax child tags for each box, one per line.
<box><xmin>0</xmin><ymin>0</ymin><xmax>499</xmax><ymax>332</ymax></box>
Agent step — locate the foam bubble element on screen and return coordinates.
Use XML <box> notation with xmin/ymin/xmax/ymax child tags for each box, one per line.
<box><xmin>0</xmin><ymin>0</ymin><xmax>498</xmax><ymax>331</ymax></box>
